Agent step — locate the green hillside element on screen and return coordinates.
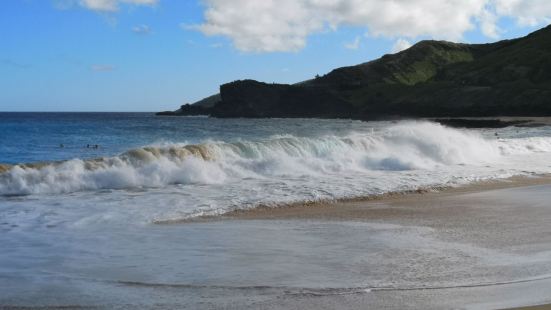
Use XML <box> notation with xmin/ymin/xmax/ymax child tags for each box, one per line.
<box><xmin>159</xmin><ymin>25</ymin><xmax>551</xmax><ymax>119</ymax></box>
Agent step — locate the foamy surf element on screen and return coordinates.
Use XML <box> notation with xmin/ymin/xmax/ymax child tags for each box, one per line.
<box><xmin>1</xmin><ymin>122</ymin><xmax>551</xmax><ymax>200</ymax></box>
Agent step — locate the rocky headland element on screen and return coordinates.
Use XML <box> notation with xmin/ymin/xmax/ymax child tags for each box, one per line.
<box><xmin>159</xmin><ymin>25</ymin><xmax>551</xmax><ymax>122</ymax></box>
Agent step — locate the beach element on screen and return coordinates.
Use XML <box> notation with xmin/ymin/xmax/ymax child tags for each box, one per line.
<box><xmin>215</xmin><ymin>176</ymin><xmax>551</xmax><ymax>309</ymax></box>
<box><xmin>3</xmin><ymin>115</ymin><xmax>551</xmax><ymax>309</ymax></box>
<box><xmin>2</xmin><ymin>176</ymin><xmax>551</xmax><ymax>309</ymax></box>
<box><xmin>4</xmin><ymin>3</ymin><xmax>551</xmax><ymax>309</ymax></box>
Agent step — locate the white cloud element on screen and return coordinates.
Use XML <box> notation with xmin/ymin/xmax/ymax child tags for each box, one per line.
<box><xmin>195</xmin><ymin>1</ymin><xmax>323</xmax><ymax>52</ymax></box>
<box><xmin>196</xmin><ymin>0</ymin><xmax>487</xmax><ymax>52</ymax></box>
<box><xmin>391</xmin><ymin>38</ymin><xmax>412</xmax><ymax>53</ymax></box>
<box><xmin>132</xmin><ymin>24</ymin><xmax>152</xmax><ymax>35</ymax></box>
<box><xmin>493</xmin><ymin>0</ymin><xmax>551</xmax><ymax>26</ymax></box>
<box><xmin>478</xmin><ymin>8</ymin><xmax>501</xmax><ymax>39</ymax></box>
<box><xmin>72</xmin><ymin>0</ymin><xmax>158</xmax><ymax>12</ymax></box>
<box><xmin>344</xmin><ymin>36</ymin><xmax>361</xmax><ymax>50</ymax></box>
<box><xmin>195</xmin><ymin>0</ymin><xmax>551</xmax><ymax>53</ymax></box>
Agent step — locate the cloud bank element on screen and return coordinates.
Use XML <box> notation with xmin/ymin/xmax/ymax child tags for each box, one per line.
<box><xmin>195</xmin><ymin>0</ymin><xmax>551</xmax><ymax>52</ymax></box>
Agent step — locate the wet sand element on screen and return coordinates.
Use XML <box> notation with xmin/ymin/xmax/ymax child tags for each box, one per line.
<box><xmin>222</xmin><ymin>175</ymin><xmax>551</xmax><ymax>223</ymax></box>
<box><xmin>219</xmin><ymin>175</ymin><xmax>551</xmax><ymax>309</ymax></box>
<box><xmin>3</xmin><ymin>176</ymin><xmax>551</xmax><ymax>309</ymax></box>
<box><xmin>512</xmin><ymin>305</ymin><xmax>551</xmax><ymax>310</ymax></box>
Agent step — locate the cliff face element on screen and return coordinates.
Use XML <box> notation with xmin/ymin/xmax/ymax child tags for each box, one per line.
<box><xmin>212</xmin><ymin>80</ymin><xmax>354</xmax><ymax>118</ymax></box>
<box><xmin>159</xmin><ymin>24</ymin><xmax>551</xmax><ymax>118</ymax></box>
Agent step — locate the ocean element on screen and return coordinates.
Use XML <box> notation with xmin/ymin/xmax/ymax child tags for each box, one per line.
<box><xmin>3</xmin><ymin>112</ymin><xmax>551</xmax><ymax>307</ymax></box>
<box><xmin>2</xmin><ymin>112</ymin><xmax>551</xmax><ymax>222</ymax></box>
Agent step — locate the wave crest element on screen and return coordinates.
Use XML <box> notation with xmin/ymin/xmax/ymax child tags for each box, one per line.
<box><xmin>1</xmin><ymin>122</ymin><xmax>550</xmax><ymax>196</ymax></box>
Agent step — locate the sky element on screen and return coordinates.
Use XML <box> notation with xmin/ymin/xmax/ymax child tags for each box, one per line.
<box><xmin>1</xmin><ymin>0</ymin><xmax>551</xmax><ymax>112</ymax></box>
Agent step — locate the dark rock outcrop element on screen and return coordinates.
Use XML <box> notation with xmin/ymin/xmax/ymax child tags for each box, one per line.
<box><xmin>433</xmin><ymin>119</ymin><xmax>531</xmax><ymax>128</ymax></box>
<box><xmin>157</xmin><ymin>104</ymin><xmax>213</xmax><ymax>116</ymax></box>
<box><xmin>211</xmin><ymin>80</ymin><xmax>354</xmax><ymax>118</ymax></box>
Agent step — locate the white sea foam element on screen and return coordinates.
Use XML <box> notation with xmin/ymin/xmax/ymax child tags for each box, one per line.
<box><xmin>1</xmin><ymin>122</ymin><xmax>550</xmax><ymax>199</ymax></box>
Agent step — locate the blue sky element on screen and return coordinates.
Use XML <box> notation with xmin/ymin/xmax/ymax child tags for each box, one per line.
<box><xmin>1</xmin><ymin>0</ymin><xmax>550</xmax><ymax>112</ymax></box>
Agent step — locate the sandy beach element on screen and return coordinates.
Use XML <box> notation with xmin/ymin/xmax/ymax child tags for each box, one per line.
<box><xmin>221</xmin><ymin>175</ymin><xmax>551</xmax><ymax>223</ymax></box>
<box><xmin>5</xmin><ymin>1</ymin><xmax>551</xmax><ymax>308</ymax></box>
<box><xmin>211</xmin><ymin>176</ymin><xmax>551</xmax><ymax>309</ymax></box>
<box><xmin>2</xmin><ymin>176</ymin><xmax>551</xmax><ymax>309</ymax></box>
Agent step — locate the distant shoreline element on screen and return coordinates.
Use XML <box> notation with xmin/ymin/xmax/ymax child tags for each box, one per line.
<box><xmin>157</xmin><ymin>115</ymin><xmax>551</xmax><ymax>129</ymax></box>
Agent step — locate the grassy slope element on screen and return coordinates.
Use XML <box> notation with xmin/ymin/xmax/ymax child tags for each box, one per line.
<box><xmin>328</xmin><ymin>24</ymin><xmax>551</xmax><ymax>116</ymax></box>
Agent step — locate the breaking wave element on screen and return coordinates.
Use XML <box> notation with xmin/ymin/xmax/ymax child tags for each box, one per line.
<box><xmin>1</xmin><ymin>122</ymin><xmax>551</xmax><ymax>196</ymax></box>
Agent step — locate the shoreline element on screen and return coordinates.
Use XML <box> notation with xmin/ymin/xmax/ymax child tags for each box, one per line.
<box><xmin>171</xmin><ymin>174</ymin><xmax>551</xmax><ymax>224</ymax></box>
<box><xmin>204</xmin><ymin>175</ymin><xmax>551</xmax><ymax>309</ymax></box>
<box><xmin>3</xmin><ymin>175</ymin><xmax>551</xmax><ymax>309</ymax></box>
<box><xmin>511</xmin><ymin>306</ymin><xmax>551</xmax><ymax>310</ymax></box>
<box><xmin>155</xmin><ymin>175</ymin><xmax>551</xmax><ymax>309</ymax></box>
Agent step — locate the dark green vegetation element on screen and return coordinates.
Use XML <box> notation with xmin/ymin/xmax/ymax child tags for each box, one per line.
<box><xmin>158</xmin><ymin>25</ymin><xmax>551</xmax><ymax>119</ymax></box>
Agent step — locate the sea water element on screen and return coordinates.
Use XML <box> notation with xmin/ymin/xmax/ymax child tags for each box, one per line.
<box><xmin>2</xmin><ymin>112</ymin><xmax>551</xmax><ymax>224</ymax></box>
<box><xmin>3</xmin><ymin>113</ymin><xmax>551</xmax><ymax>307</ymax></box>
